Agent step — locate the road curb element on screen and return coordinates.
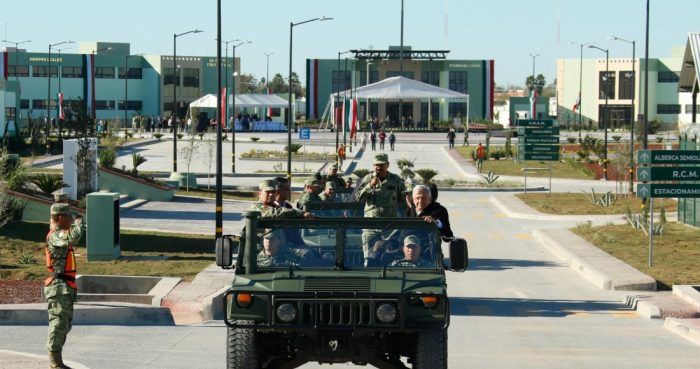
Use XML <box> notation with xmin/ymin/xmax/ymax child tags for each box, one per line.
<box><xmin>0</xmin><ymin>302</ymin><xmax>174</xmax><ymax>326</ymax></box>
<box><xmin>532</xmin><ymin>228</ymin><xmax>657</xmax><ymax>291</ymax></box>
<box><xmin>673</xmin><ymin>285</ymin><xmax>700</xmax><ymax>310</ymax></box>
<box><xmin>489</xmin><ymin>194</ymin><xmax>626</xmax><ymax>223</ymax></box>
<box><xmin>664</xmin><ymin>318</ymin><xmax>700</xmax><ymax>346</ymax></box>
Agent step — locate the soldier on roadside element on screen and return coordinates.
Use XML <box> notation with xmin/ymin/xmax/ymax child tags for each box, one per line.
<box><xmin>45</xmin><ymin>203</ymin><xmax>85</xmax><ymax>369</ymax></box>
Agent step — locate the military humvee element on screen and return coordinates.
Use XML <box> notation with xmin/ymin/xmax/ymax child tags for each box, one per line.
<box><xmin>216</xmin><ymin>211</ymin><xmax>468</xmax><ymax>369</ymax></box>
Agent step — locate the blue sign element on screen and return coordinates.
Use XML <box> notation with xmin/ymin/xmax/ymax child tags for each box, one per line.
<box><xmin>299</xmin><ymin>127</ymin><xmax>311</xmax><ymax>140</ymax></box>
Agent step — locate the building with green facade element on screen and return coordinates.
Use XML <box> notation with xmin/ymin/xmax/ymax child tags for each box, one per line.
<box><xmin>1</xmin><ymin>41</ymin><xmax>238</xmax><ymax>129</ymax></box>
<box><xmin>305</xmin><ymin>46</ymin><xmax>494</xmax><ymax>125</ymax></box>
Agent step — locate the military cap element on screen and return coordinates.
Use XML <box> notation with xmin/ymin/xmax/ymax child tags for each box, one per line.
<box><xmin>373</xmin><ymin>153</ymin><xmax>389</xmax><ymax>165</ymax></box>
<box><xmin>325</xmin><ymin>181</ymin><xmax>336</xmax><ymax>190</ymax></box>
<box><xmin>53</xmin><ymin>189</ymin><xmax>68</xmax><ymax>202</ymax></box>
<box><xmin>304</xmin><ymin>178</ymin><xmax>319</xmax><ymax>186</ymax></box>
<box><xmin>330</xmin><ymin>163</ymin><xmax>338</xmax><ymax>170</ymax></box>
<box><xmin>259</xmin><ymin>179</ymin><xmax>277</xmax><ymax>191</ymax></box>
<box><xmin>263</xmin><ymin>228</ymin><xmax>285</xmax><ymax>242</ymax></box>
<box><xmin>403</xmin><ymin>235</ymin><xmax>420</xmax><ymax>247</ymax></box>
<box><xmin>50</xmin><ymin>203</ymin><xmax>71</xmax><ymax>215</ymax></box>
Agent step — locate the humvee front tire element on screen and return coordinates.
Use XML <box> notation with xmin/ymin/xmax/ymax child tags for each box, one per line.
<box><xmin>414</xmin><ymin>330</ymin><xmax>447</xmax><ymax>369</ymax></box>
<box><xmin>226</xmin><ymin>322</ymin><xmax>258</xmax><ymax>369</ymax></box>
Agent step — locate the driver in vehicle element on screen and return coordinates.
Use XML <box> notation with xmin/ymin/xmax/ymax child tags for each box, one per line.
<box><xmin>388</xmin><ymin>235</ymin><xmax>432</xmax><ymax>267</ymax></box>
<box><xmin>257</xmin><ymin>229</ymin><xmax>302</xmax><ymax>267</ymax></box>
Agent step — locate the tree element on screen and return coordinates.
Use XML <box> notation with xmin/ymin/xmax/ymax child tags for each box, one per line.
<box><xmin>269</xmin><ymin>73</ymin><xmax>287</xmax><ymax>93</ymax></box>
<box><xmin>238</xmin><ymin>74</ymin><xmax>259</xmax><ymax>94</ymax></box>
<box><xmin>525</xmin><ymin>74</ymin><xmax>546</xmax><ymax>93</ymax></box>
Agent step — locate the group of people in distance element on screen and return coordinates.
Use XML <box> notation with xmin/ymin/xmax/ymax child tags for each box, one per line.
<box><xmin>251</xmin><ymin>152</ymin><xmax>454</xmax><ymax>269</ymax></box>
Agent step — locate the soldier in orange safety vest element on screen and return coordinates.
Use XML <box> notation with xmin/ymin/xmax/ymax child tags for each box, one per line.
<box><xmin>45</xmin><ymin>203</ymin><xmax>85</xmax><ymax>369</ymax></box>
<box><xmin>476</xmin><ymin>143</ymin><xmax>486</xmax><ymax>173</ymax></box>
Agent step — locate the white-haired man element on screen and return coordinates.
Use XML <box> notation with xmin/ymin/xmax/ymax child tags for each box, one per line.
<box><xmin>406</xmin><ymin>185</ymin><xmax>453</xmax><ymax>241</ymax></box>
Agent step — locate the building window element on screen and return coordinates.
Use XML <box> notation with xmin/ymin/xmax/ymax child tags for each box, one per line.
<box><xmin>599</xmin><ymin>71</ymin><xmax>615</xmax><ymax>99</ymax></box>
<box><xmin>386</xmin><ymin>71</ymin><xmax>415</xmax><ymax>79</ymax></box>
<box><xmin>618</xmin><ymin>71</ymin><xmax>635</xmax><ymax>100</ymax></box>
<box><xmin>359</xmin><ymin>70</ymin><xmax>379</xmax><ymax>86</ymax></box>
<box><xmin>369</xmin><ymin>102</ymin><xmax>378</xmax><ymax>120</ymax></box>
<box><xmin>331</xmin><ymin>70</ymin><xmax>351</xmax><ymax>92</ymax></box>
<box><xmin>62</xmin><ymin>66</ymin><xmax>84</xmax><ymax>78</ymax></box>
<box><xmin>118</xmin><ymin>100</ymin><xmax>143</xmax><ymax>111</ymax></box>
<box><xmin>8</xmin><ymin>65</ymin><xmax>29</xmax><ymax>77</ymax></box>
<box><xmin>270</xmin><ymin>108</ymin><xmax>281</xmax><ymax>116</ymax></box>
<box><xmin>95</xmin><ymin>100</ymin><xmax>116</xmax><ymax>110</ymax></box>
<box><xmin>685</xmin><ymin>104</ymin><xmax>697</xmax><ymax>114</ymax></box>
<box><xmin>182</xmin><ymin>68</ymin><xmax>199</xmax><ymax>87</ymax></box>
<box><xmin>421</xmin><ymin>71</ymin><xmax>439</xmax><ymax>86</ymax></box>
<box><xmin>118</xmin><ymin>67</ymin><xmax>143</xmax><ymax>79</ymax></box>
<box><xmin>95</xmin><ymin>67</ymin><xmax>115</xmax><ymax>79</ymax></box>
<box><xmin>32</xmin><ymin>99</ymin><xmax>56</xmax><ymax>109</ymax></box>
<box><xmin>20</xmin><ymin>99</ymin><xmax>29</xmax><ymax>109</ymax></box>
<box><xmin>163</xmin><ymin>68</ymin><xmax>180</xmax><ymax>86</ymax></box>
<box><xmin>449</xmin><ymin>71</ymin><xmax>468</xmax><ymax>94</ymax></box>
<box><xmin>657</xmin><ymin>104</ymin><xmax>680</xmax><ymax>114</ymax></box>
<box><xmin>420</xmin><ymin>102</ymin><xmax>440</xmax><ymax>124</ymax></box>
<box><xmin>448</xmin><ymin>102</ymin><xmax>467</xmax><ymax>118</ymax></box>
<box><xmin>5</xmin><ymin>107</ymin><xmax>16</xmax><ymax>120</ymax></box>
<box><xmin>658</xmin><ymin>71</ymin><xmax>679</xmax><ymax>83</ymax></box>
<box><xmin>32</xmin><ymin>66</ymin><xmax>58</xmax><ymax>78</ymax></box>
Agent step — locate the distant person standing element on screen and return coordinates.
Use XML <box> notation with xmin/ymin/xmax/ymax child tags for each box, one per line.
<box><xmin>370</xmin><ymin>131</ymin><xmax>377</xmax><ymax>151</ymax></box>
<box><xmin>476</xmin><ymin>142</ymin><xmax>486</xmax><ymax>173</ymax></box>
<box><xmin>361</xmin><ymin>131</ymin><xmax>368</xmax><ymax>150</ymax></box>
<box><xmin>388</xmin><ymin>130</ymin><xmax>396</xmax><ymax>151</ymax></box>
<box><xmin>379</xmin><ymin>130</ymin><xmax>387</xmax><ymax>150</ymax></box>
<box><xmin>447</xmin><ymin>128</ymin><xmax>456</xmax><ymax>149</ymax></box>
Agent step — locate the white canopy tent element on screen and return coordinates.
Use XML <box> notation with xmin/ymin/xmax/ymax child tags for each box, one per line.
<box><xmin>329</xmin><ymin>76</ymin><xmax>470</xmax><ymax>129</ymax></box>
<box><xmin>188</xmin><ymin>93</ymin><xmax>289</xmax><ymax>109</ymax></box>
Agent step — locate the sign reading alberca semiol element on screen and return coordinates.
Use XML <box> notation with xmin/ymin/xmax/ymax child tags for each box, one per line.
<box><xmin>637</xmin><ymin>150</ymin><xmax>700</xmax><ymax>165</ymax></box>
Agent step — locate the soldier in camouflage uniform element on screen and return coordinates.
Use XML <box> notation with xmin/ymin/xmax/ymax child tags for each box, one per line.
<box><xmin>318</xmin><ymin>181</ymin><xmax>338</xmax><ymax>202</ymax></box>
<box><xmin>323</xmin><ymin>164</ymin><xmax>347</xmax><ymax>189</ymax></box>
<box><xmin>251</xmin><ymin>179</ymin><xmax>313</xmax><ymax>219</ymax></box>
<box><xmin>45</xmin><ymin>203</ymin><xmax>85</xmax><ymax>369</ymax></box>
<box><xmin>388</xmin><ymin>235</ymin><xmax>433</xmax><ymax>268</ymax></box>
<box><xmin>296</xmin><ymin>178</ymin><xmax>321</xmax><ymax>210</ymax></box>
<box><xmin>257</xmin><ymin>229</ymin><xmax>303</xmax><ymax>267</ymax></box>
<box><xmin>356</xmin><ymin>153</ymin><xmax>408</xmax><ymax>260</ymax></box>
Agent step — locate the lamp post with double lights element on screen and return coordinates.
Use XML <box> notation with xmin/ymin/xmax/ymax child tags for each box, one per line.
<box><xmin>231</xmin><ymin>40</ymin><xmax>251</xmax><ymax>174</ymax></box>
<box><xmin>588</xmin><ymin>44</ymin><xmax>610</xmax><ymax>180</ymax></box>
<box><xmin>222</xmin><ymin>39</ymin><xmax>239</xmax><ymax>132</ymax></box>
<box><xmin>288</xmin><ymin>16</ymin><xmax>333</xmax><ymax>180</ymax></box>
<box><xmin>55</xmin><ymin>46</ymin><xmax>71</xmax><ymax>141</ymax></box>
<box><xmin>264</xmin><ymin>51</ymin><xmax>274</xmax><ymax>120</ymax></box>
<box><xmin>336</xmin><ymin>50</ymin><xmax>351</xmax><ymax>167</ymax></box>
<box><xmin>1</xmin><ymin>39</ymin><xmax>31</xmax><ymax>81</ymax></box>
<box><xmin>528</xmin><ymin>53</ymin><xmax>539</xmax><ymax>120</ymax></box>
<box><xmin>171</xmin><ymin>29</ymin><xmax>203</xmax><ymax>174</ymax></box>
<box><xmin>571</xmin><ymin>42</ymin><xmax>589</xmax><ymax>141</ymax></box>
<box><xmin>46</xmin><ymin>40</ymin><xmax>74</xmax><ymax>155</ymax></box>
<box><xmin>610</xmin><ymin>35</ymin><xmax>636</xmax><ymax>192</ymax></box>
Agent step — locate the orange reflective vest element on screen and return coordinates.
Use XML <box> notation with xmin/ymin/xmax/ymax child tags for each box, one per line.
<box><xmin>44</xmin><ymin>229</ymin><xmax>78</xmax><ymax>289</ymax></box>
<box><xmin>476</xmin><ymin>145</ymin><xmax>485</xmax><ymax>159</ymax></box>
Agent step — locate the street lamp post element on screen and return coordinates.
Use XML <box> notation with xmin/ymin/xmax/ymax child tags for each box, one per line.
<box><xmin>46</xmin><ymin>40</ymin><xmax>74</xmax><ymax>155</ymax></box>
<box><xmin>571</xmin><ymin>42</ymin><xmax>589</xmax><ymax>141</ymax></box>
<box><xmin>588</xmin><ymin>44</ymin><xmax>609</xmax><ymax>180</ymax></box>
<box><xmin>171</xmin><ymin>29</ymin><xmax>203</xmax><ymax>174</ymax></box>
<box><xmin>264</xmin><ymin>51</ymin><xmax>274</xmax><ymax>120</ymax></box>
<box><xmin>528</xmin><ymin>53</ymin><xmax>539</xmax><ymax>119</ymax></box>
<box><xmin>1</xmin><ymin>39</ymin><xmax>31</xmax><ymax>81</ymax></box>
<box><xmin>336</xmin><ymin>50</ymin><xmax>350</xmax><ymax>167</ymax></box>
<box><xmin>55</xmin><ymin>47</ymin><xmax>71</xmax><ymax>141</ymax></box>
<box><xmin>288</xmin><ymin>16</ymin><xmax>333</xmax><ymax>180</ymax></box>
<box><xmin>124</xmin><ymin>53</ymin><xmax>143</xmax><ymax>143</ymax></box>
<box><xmin>89</xmin><ymin>47</ymin><xmax>112</xmax><ymax>136</ymax></box>
<box><xmin>222</xmin><ymin>39</ymin><xmax>240</xmax><ymax>133</ymax></box>
<box><xmin>366</xmin><ymin>61</ymin><xmax>373</xmax><ymax>123</ymax></box>
<box><xmin>231</xmin><ymin>40</ymin><xmax>251</xmax><ymax>173</ymax></box>
<box><xmin>611</xmin><ymin>35</ymin><xmax>636</xmax><ymax>193</ymax></box>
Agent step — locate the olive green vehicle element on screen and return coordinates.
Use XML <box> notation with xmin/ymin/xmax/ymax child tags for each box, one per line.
<box><xmin>216</xmin><ymin>210</ymin><xmax>468</xmax><ymax>369</ymax></box>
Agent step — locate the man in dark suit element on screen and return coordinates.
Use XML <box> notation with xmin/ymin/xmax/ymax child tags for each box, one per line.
<box><xmin>405</xmin><ymin>184</ymin><xmax>453</xmax><ymax>241</ymax></box>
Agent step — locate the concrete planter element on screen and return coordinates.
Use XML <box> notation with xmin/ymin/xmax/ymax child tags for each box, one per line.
<box><xmin>6</xmin><ymin>190</ymin><xmax>85</xmax><ymax>223</ymax></box>
<box><xmin>98</xmin><ymin>167</ymin><xmax>174</xmax><ymax>202</ymax></box>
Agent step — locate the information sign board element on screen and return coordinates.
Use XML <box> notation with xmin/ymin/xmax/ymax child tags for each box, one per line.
<box><xmin>636</xmin><ymin>167</ymin><xmax>700</xmax><ymax>181</ymax></box>
<box><xmin>636</xmin><ymin>184</ymin><xmax>700</xmax><ymax>198</ymax></box>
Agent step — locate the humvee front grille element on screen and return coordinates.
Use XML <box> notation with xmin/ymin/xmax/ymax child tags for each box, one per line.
<box><xmin>299</xmin><ymin>300</ymin><xmax>375</xmax><ymax>326</ymax></box>
<box><xmin>303</xmin><ymin>278</ymin><xmax>371</xmax><ymax>292</ymax></box>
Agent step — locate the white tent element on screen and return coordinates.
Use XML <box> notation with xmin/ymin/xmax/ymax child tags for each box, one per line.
<box><xmin>334</xmin><ymin>76</ymin><xmax>469</xmax><ymax>101</ymax></box>
<box><xmin>188</xmin><ymin>93</ymin><xmax>288</xmax><ymax>108</ymax></box>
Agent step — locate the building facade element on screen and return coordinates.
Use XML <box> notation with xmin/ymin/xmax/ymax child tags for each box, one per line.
<box><xmin>1</xmin><ymin>42</ymin><xmax>238</xmax><ymax>128</ymax></box>
<box><xmin>305</xmin><ymin>47</ymin><xmax>494</xmax><ymax>125</ymax></box>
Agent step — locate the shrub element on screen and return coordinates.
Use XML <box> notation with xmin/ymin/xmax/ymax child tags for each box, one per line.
<box><xmin>656</xmin><ymin>136</ymin><xmax>664</xmax><ymax>143</ymax></box>
<box><xmin>567</xmin><ymin>137</ymin><xmax>577</xmax><ymax>144</ymax></box>
<box><xmin>284</xmin><ymin>143</ymin><xmax>303</xmax><ymax>153</ymax></box>
<box><xmin>0</xmin><ymin>193</ymin><xmax>26</xmax><ymax>229</ymax></box>
<box><xmin>18</xmin><ymin>252</ymin><xmax>37</xmax><ymax>265</ymax></box>
<box><xmin>31</xmin><ymin>174</ymin><xmax>67</xmax><ymax>196</ymax></box>
<box><xmin>98</xmin><ymin>148</ymin><xmax>117</xmax><ymax>169</ymax></box>
<box><xmin>177</xmin><ymin>133</ymin><xmax>184</xmax><ymax>140</ymax></box>
<box><xmin>414</xmin><ymin>168</ymin><xmax>439</xmax><ymax>184</ymax></box>
<box><xmin>250</xmin><ymin>137</ymin><xmax>260</xmax><ymax>142</ymax></box>
<box><xmin>131</xmin><ymin>153</ymin><xmax>148</xmax><ymax>176</ymax></box>
<box><xmin>353</xmin><ymin>168</ymin><xmax>370</xmax><ymax>179</ymax></box>
<box><xmin>612</xmin><ymin>135</ymin><xmax>622</xmax><ymax>142</ymax></box>
<box><xmin>153</xmin><ymin>133</ymin><xmax>163</xmax><ymax>140</ymax></box>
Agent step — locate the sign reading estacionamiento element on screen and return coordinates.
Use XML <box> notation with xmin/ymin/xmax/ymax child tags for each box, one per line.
<box><xmin>636</xmin><ymin>184</ymin><xmax>700</xmax><ymax>198</ymax></box>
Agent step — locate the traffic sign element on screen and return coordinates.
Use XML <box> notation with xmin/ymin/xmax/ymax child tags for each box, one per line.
<box><xmin>518</xmin><ymin>152</ymin><xmax>560</xmax><ymax>161</ymax></box>
<box><xmin>636</xmin><ymin>183</ymin><xmax>700</xmax><ymax>198</ymax></box>
<box><xmin>515</xmin><ymin>119</ymin><xmax>555</xmax><ymax>128</ymax></box>
<box><xmin>637</xmin><ymin>150</ymin><xmax>700</xmax><ymax>165</ymax></box>
<box><xmin>521</xmin><ymin>136</ymin><xmax>559</xmax><ymax>144</ymax></box>
<box><xmin>299</xmin><ymin>127</ymin><xmax>311</xmax><ymax>140</ymax></box>
<box><xmin>518</xmin><ymin>144</ymin><xmax>560</xmax><ymax>153</ymax></box>
<box><xmin>517</xmin><ymin>127</ymin><xmax>560</xmax><ymax>136</ymax></box>
<box><xmin>637</xmin><ymin>166</ymin><xmax>700</xmax><ymax>181</ymax></box>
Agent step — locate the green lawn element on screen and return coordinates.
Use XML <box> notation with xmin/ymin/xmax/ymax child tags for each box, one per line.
<box><xmin>516</xmin><ymin>193</ymin><xmax>677</xmax><ymax>215</ymax></box>
<box><xmin>0</xmin><ymin>222</ymin><xmax>231</xmax><ymax>282</ymax></box>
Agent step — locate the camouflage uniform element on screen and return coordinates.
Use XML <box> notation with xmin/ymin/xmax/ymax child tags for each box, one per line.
<box><xmin>318</xmin><ymin>192</ymin><xmax>337</xmax><ymax>202</ymax></box>
<box><xmin>250</xmin><ymin>202</ymin><xmax>306</xmax><ymax>219</ymax></box>
<box><xmin>257</xmin><ymin>249</ymin><xmax>303</xmax><ymax>267</ymax></box>
<box><xmin>324</xmin><ymin>173</ymin><xmax>347</xmax><ymax>188</ymax></box>
<box><xmin>45</xmin><ymin>205</ymin><xmax>84</xmax><ymax>356</ymax></box>
<box><xmin>297</xmin><ymin>191</ymin><xmax>322</xmax><ymax>209</ymax></box>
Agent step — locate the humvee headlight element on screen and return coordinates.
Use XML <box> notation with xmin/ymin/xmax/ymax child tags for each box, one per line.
<box><xmin>420</xmin><ymin>296</ymin><xmax>439</xmax><ymax>309</ymax></box>
<box><xmin>276</xmin><ymin>303</ymin><xmax>297</xmax><ymax>323</ymax></box>
<box><xmin>376</xmin><ymin>303</ymin><xmax>397</xmax><ymax>323</ymax></box>
<box><xmin>235</xmin><ymin>293</ymin><xmax>253</xmax><ymax>308</ymax></box>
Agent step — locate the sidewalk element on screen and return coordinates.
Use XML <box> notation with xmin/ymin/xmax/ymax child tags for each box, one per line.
<box><xmin>0</xmin><ymin>350</ymin><xmax>90</xmax><ymax>369</ymax></box>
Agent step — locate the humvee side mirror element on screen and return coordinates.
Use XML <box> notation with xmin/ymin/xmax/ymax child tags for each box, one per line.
<box><xmin>448</xmin><ymin>238</ymin><xmax>468</xmax><ymax>272</ymax></box>
<box><xmin>216</xmin><ymin>236</ymin><xmax>238</xmax><ymax>269</ymax></box>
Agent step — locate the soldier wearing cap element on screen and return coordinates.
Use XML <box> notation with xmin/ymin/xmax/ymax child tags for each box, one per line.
<box><xmin>257</xmin><ymin>228</ymin><xmax>303</xmax><ymax>267</ymax></box>
<box><xmin>319</xmin><ymin>181</ymin><xmax>338</xmax><ymax>202</ymax></box>
<box><xmin>323</xmin><ymin>163</ymin><xmax>347</xmax><ymax>189</ymax></box>
<box><xmin>45</xmin><ymin>202</ymin><xmax>85</xmax><ymax>368</ymax></box>
<box><xmin>388</xmin><ymin>235</ymin><xmax>432</xmax><ymax>267</ymax></box>
<box><xmin>53</xmin><ymin>189</ymin><xmax>69</xmax><ymax>204</ymax></box>
<box><xmin>251</xmin><ymin>179</ymin><xmax>313</xmax><ymax>219</ymax></box>
<box><xmin>296</xmin><ymin>178</ymin><xmax>322</xmax><ymax>210</ymax></box>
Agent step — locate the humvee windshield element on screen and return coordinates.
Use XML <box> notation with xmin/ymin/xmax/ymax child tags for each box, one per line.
<box><xmin>255</xmin><ymin>224</ymin><xmax>439</xmax><ymax>270</ymax></box>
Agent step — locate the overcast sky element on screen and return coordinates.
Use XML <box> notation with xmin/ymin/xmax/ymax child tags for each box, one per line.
<box><xmin>3</xmin><ymin>0</ymin><xmax>698</xmax><ymax>88</ymax></box>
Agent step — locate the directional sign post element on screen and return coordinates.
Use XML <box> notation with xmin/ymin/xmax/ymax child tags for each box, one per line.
<box><xmin>517</xmin><ymin>127</ymin><xmax>560</xmax><ymax>136</ymax></box>
<box><xmin>515</xmin><ymin>119</ymin><xmax>555</xmax><ymax>128</ymax></box>
<box><xmin>637</xmin><ymin>167</ymin><xmax>700</xmax><ymax>182</ymax></box>
<box><xmin>299</xmin><ymin>128</ymin><xmax>311</xmax><ymax>172</ymax></box>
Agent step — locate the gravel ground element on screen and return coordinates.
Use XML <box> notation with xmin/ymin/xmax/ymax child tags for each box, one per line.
<box><xmin>0</xmin><ymin>280</ymin><xmax>44</xmax><ymax>304</ymax></box>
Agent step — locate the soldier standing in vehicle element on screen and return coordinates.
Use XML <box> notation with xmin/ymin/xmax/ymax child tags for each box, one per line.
<box><xmin>45</xmin><ymin>203</ymin><xmax>85</xmax><ymax>369</ymax></box>
<box><xmin>253</xmin><ymin>179</ymin><xmax>313</xmax><ymax>219</ymax></box>
<box><xmin>356</xmin><ymin>153</ymin><xmax>407</xmax><ymax>260</ymax></box>
<box><xmin>318</xmin><ymin>181</ymin><xmax>338</xmax><ymax>202</ymax></box>
<box><xmin>296</xmin><ymin>178</ymin><xmax>322</xmax><ymax>210</ymax></box>
<box><xmin>323</xmin><ymin>163</ymin><xmax>346</xmax><ymax>188</ymax></box>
